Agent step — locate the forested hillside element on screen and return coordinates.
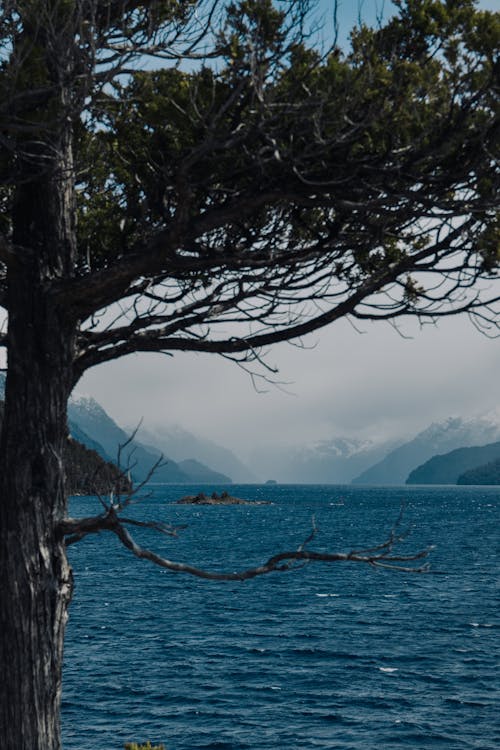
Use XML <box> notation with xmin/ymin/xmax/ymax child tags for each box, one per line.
<box><xmin>457</xmin><ymin>458</ymin><xmax>500</xmax><ymax>485</ymax></box>
<box><xmin>0</xmin><ymin>402</ymin><xmax>128</xmax><ymax>496</ymax></box>
<box><xmin>406</xmin><ymin>441</ymin><xmax>500</xmax><ymax>484</ymax></box>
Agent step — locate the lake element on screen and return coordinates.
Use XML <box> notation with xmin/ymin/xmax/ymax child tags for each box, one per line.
<box><xmin>63</xmin><ymin>484</ymin><xmax>499</xmax><ymax>749</ymax></box>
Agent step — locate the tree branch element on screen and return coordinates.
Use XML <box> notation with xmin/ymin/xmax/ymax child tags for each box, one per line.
<box><xmin>73</xmin><ymin>216</ymin><xmax>500</xmax><ymax>376</ymax></box>
<box><xmin>59</xmin><ymin>506</ymin><xmax>433</xmax><ymax>578</ymax></box>
<box><xmin>61</xmin><ymin>511</ymin><xmax>185</xmax><ymax>546</ymax></box>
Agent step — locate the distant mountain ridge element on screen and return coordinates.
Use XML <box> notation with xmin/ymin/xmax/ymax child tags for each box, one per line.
<box><xmin>253</xmin><ymin>436</ymin><xmax>395</xmax><ymax>484</ymax></box>
<box><xmin>68</xmin><ymin>395</ymin><xmax>232</xmax><ymax>484</ymax></box>
<box><xmin>68</xmin><ymin>418</ymin><xmax>113</xmax><ymax>462</ymax></box>
<box><xmin>458</xmin><ymin>457</ymin><xmax>500</xmax><ymax>485</ymax></box>
<box><xmin>0</xmin><ymin>399</ymin><xmax>128</xmax><ymax>495</ymax></box>
<box><xmin>68</xmin><ymin>395</ymin><xmax>188</xmax><ymax>483</ymax></box>
<box><xmin>0</xmin><ymin>373</ymin><xmax>238</xmax><ymax>484</ymax></box>
<box><xmin>138</xmin><ymin>423</ymin><xmax>257</xmax><ymax>483</ymax></box>
<box><xmin>2</xmin><ymin>374</ymin><xmax>499</xmax><ymax>486</ymax></box>
<box><xmin>406</xmin><ymin>441</ymin><xmax>500</xmax><ymax>485</ymax></box>
<box><xmin>352</xmin><ymin>415</ymin><xmax>500</xmax><ymax>485</ymax></box>
<box><xmin>177</xmin><ymin>458</ymin><xmax>232</xmax><ymax>484</ymax></box>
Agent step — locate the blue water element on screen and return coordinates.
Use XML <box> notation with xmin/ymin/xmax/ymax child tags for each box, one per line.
<box><xmin>63</xmin><ymin>485</ymin><xmax>499</xmax><ymax>750</ymax></box>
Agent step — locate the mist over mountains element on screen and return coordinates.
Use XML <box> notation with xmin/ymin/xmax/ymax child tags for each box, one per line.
<box><xmin>136</xmin><ymin>424</ymin><xmax>257</xmax><ymax>483</ymax></box>
<box><xmin>68</xmin><ymin>395</ymin><xmax>232</xmax><ymax>484</ymax></box>
<box><xmin>0</xmin><ymin>374</ymin><xmax>498</xmax><ymax>485</ymax></box>
<box><xmin>69</xmin><ymin>404</ymin><xmax>500</xmax><ymax>486</ymax></box>
<box><xmin>407</xmin><ymin>441</ymin><xmax>500</xmax><ymax>485</ymax></box>
<box><xmin>251</xmin><ymin>437</ymin><xmax>395</xmax><ymax>484</ymax></box>
<box><xmin>351</xmin><ymin>414</ymin><xmax>500</xmax><ymax>485</ymax></box>
<box><xmin>250</xmin><ymin>413</ymin><xmax>500</xmax><ymax>485</ymax></box>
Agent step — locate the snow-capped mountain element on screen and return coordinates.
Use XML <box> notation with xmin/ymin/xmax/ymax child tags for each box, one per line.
<box><xmin>68</xmin><ymin>394</ymin><xmax>231</xmax><ymax>484</ymax></box>
<box><xmin>3</xmin><ymin>371</ymin><xmax>498</xmax><ymax>486</ymax></box>
<box><xmin>352</xmin><ymin>413</ymin><xmax>500</xmax><ymax>485</ymax></box>
<box><xmin>252</xmin><ymin>436</ymin><xmax>394</xmax><ymax>484</ymax></box>
<box><xmin>0</xmin><ymin>374</ymin><xmax>238</xmax><ymax>483</ymax></box>
<box><xmin>407</xmin><ymin>440</ymin><xmax>500</xmax><ymax>485</ymax></box>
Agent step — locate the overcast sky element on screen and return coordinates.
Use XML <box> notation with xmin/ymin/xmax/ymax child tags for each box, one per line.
<box><xmin>78</xmin><ymin>313</ymin><xmax>500</xmax><ymax>460</ymax></box>
<box><xmin>77</xmin><ymin>0</ymin><xmax>500</xmax><ymax>460</ymax></box>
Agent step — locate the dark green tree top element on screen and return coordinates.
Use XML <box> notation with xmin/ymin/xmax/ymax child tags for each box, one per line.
<box><xmin>0</xmin><ymin>0</ymin><xmax>498</xmax><ymax>378</ymax></box>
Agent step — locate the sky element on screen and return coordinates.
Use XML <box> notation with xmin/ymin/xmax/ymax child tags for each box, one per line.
<box><xmin>78</xmin><ymin>313</ymin><xmax>500</xmax><ymax>460</ymax></box>
<box><xmin>77</xmin><ymin>0</ymin><xmax>500</xmax><ymax>460</ymax></box>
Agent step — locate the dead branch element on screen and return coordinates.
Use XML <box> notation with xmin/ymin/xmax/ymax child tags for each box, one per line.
<box><xmin>60</xmin><ymin>507</ymin><xmax>185</xmax><ymax>546</ymax></box>
<box><xmin>59</xmin><ymin>505</ymin><xmax>434</xmax><ymax>577</ymax></box>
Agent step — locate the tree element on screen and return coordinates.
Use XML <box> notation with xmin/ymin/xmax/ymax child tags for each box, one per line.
<box><xmin>0</xmin><ymin>0</ymin><xmax>498</xmax><ymax>747</ymax></box>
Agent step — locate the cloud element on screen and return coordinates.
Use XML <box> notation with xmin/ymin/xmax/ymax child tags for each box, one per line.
<box><xmin>77</xmin><ymin>313</ymin><xmax>500</xmax><ymax>461</ymax></box>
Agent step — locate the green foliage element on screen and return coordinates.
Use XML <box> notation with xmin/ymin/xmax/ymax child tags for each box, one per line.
<box><xmin>73</xmin><ymin>0</ymin><xmax>499</xmax><ymax>282</ymax></box>
<box><xmin>457</xmin><ymin>456</ymin><xmax>500</xmax><ymax>485</ymax></box>
<box><xmin>0</xmin><ymin>403</ymin><xmax>130</xmax><ymax>496</ymax></box>
<box><xmin>124</xmin><ymin>742</ymin><xmax>165</xmax><ymax>750</ymax></box>
<box><xmin>407</xmin><ymin>441</ymin><xmax>500</xmax><ymax>485</ymax></box>
<box><xmin>1</xmin><ymin>0</ymin><xmax>498</xmax><ymax>329</ymax></box>
<box><xmin>64</xmin><ymin>439</ymin><xmax>131</xmax><ymax>496</ymax></box>
<box><xmin>220</xmin><ymin>0</ymin><xmax>286</xmax><ymax>64</ymax></box>
<box><xmin>476</xmin><ymin>215</ymin><xmax>500</xmax><ymax>272</ymax></box>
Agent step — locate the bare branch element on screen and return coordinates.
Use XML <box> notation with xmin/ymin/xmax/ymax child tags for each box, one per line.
<box><xmin>60</xmin><ymin>508</ymin><xmax>185</xmax><ymax>546</ymax></box>
<box><xmin>59</xmin><ymin>506</ymin><xmax>433</xmax><ymax>577</ymax></box>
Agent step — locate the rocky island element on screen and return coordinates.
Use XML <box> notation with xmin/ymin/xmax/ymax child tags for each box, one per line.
<box><xmin>177</xmin><ymin>491</ymin><xmax>270</xmax><ymax>505</ymax></box>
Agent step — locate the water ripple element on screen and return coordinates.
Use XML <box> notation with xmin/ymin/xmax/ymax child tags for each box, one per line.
<box><xmin>63</xmin><ymin>485</ymin><xmax>500</xmax><ymax>750</ymax></box>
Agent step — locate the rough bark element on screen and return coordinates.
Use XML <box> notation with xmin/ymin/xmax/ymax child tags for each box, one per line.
<box><xmin>0</xmin><ymin>75</ymin><xmax>77</xmax><ymax>749</ymax></box>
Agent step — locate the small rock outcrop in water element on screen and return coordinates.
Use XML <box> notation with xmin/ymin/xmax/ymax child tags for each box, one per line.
<box><xmin>177</xmin><ymin>491</ymin><xmax>270</xmax><ymax>505</ymax></box>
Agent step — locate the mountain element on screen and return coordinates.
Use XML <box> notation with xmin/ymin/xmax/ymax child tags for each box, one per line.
<box><xmin>406</xmin><ymin>441</ymin><xmax>500</xmax><ymax>484</ymax></box>
<box><xmin>177</xmin><ymin>459</ymin><xmax>231</xmax><ymax>484</ymax></box>
<box><xmin>68</xmin><ymin>394</ymin><xmax>231</xmax><ymax>484</ymax></box>
<box><xmin>251</xmin><ymin>436</ymin><xmax>394</xmax><ymax>484</ymax></box>
<box><xmin>68</xmin><ymin>395</ymin><xmax>185</xmax><ymax>482</ymax></box>
<box><xmin>352</xmin><ymin>414</ymin><xmax>500</xmax><ymax>486</ymax></box>
<box><xmin>0</xmin><ymin>400</ymin><xmax>128</xmax><ymax>495</ymax></box>
<box><xmin>64</xmin><ymin>439</ymin><xmax>131</xmax><ymax>496</ymax></box>
<box><xmin>457</xmin><ymin>456</ymin><xmax>500</xmax><ymax>485</ymax></box>
<box><xmin>0</xmin><ymin>374</ymin><xmax>233</xmax><ymax>484</ymax></box>
<box><xmin>137</xmin><ymin>423</ymin><xmax>256</xmax><ymax>483</ymax></box>
<box><xmin>68</xmin><ymin>418</ymin><xmax>112</xmax><ymax>461</ymax></box>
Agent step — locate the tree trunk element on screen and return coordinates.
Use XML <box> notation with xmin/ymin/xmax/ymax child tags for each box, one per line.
<box><xmin>0</xmin><ymin>58</ymin><xmax>77</xmax><ymax>744</ymax></box>
<box><xmin>0</xmin><ymin>350</ymin><xmax>74</xmax><ymax>749</ymax></box>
